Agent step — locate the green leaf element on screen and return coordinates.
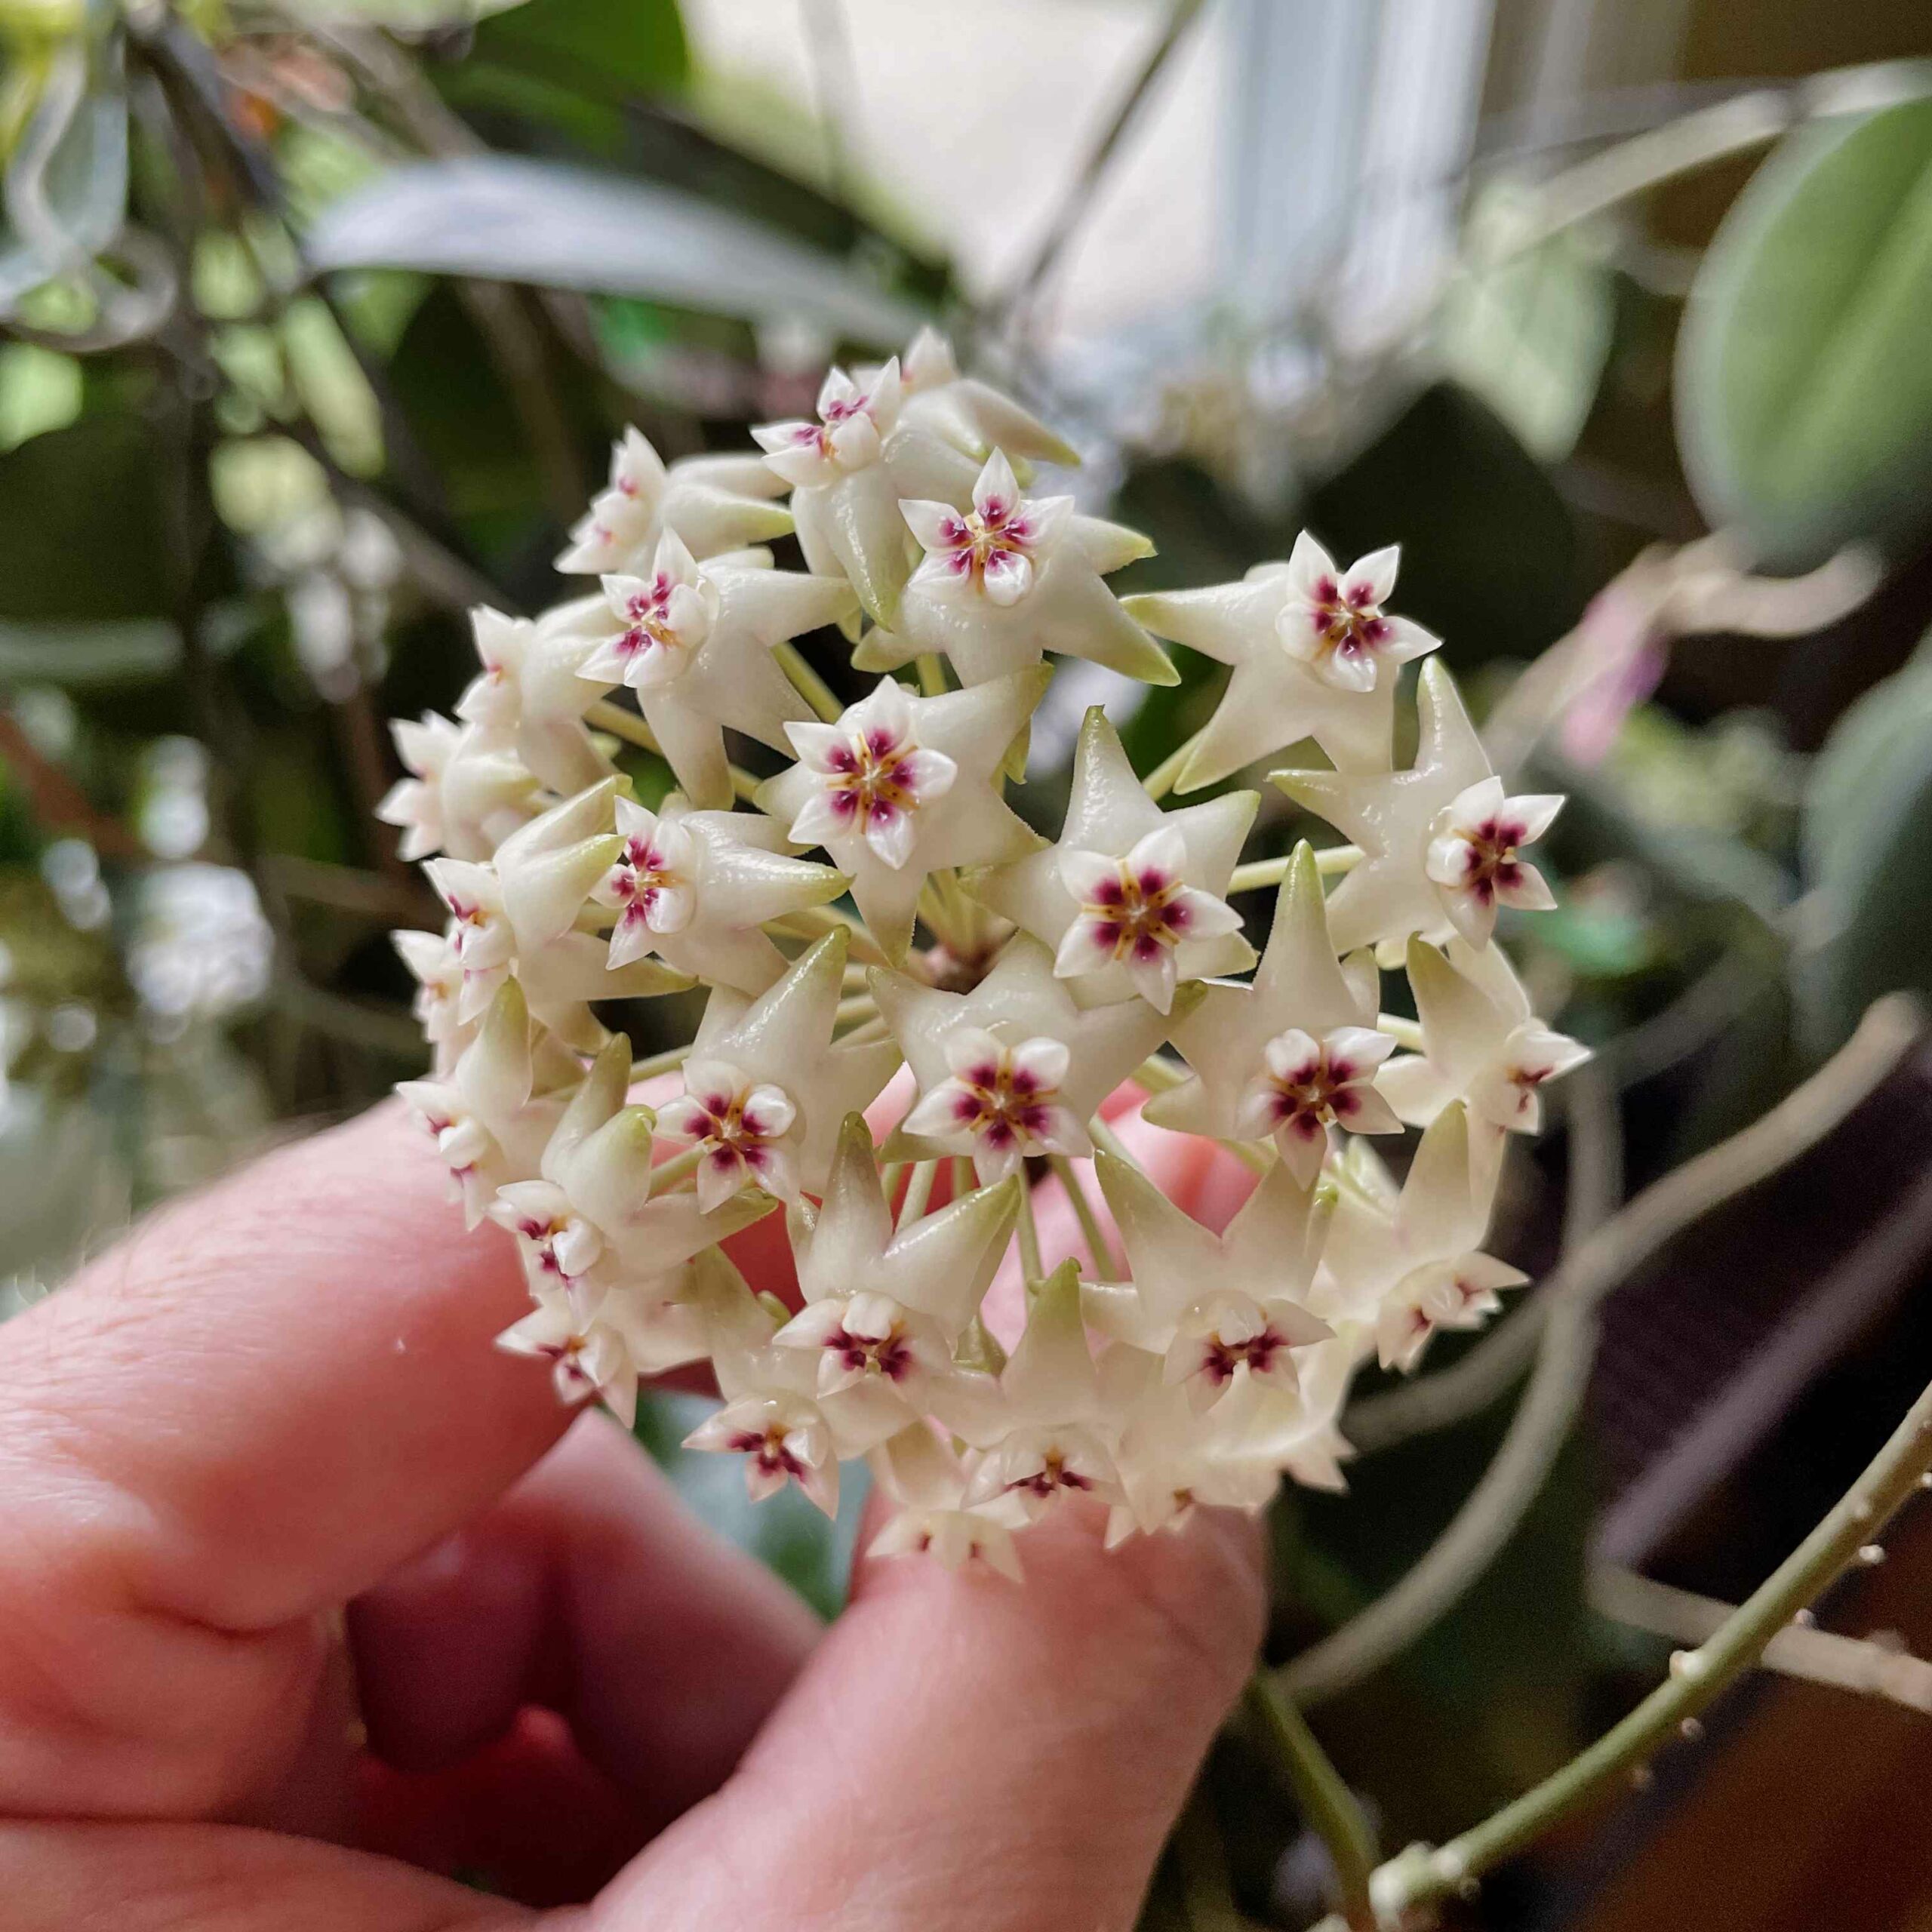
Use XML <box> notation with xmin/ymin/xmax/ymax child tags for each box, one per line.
<box><xmin>1798</xmin><ymin>632</ymin><xmax>1932</xmax><ymax>1049</ymax></box>
<box><xmin>1677</xmin><ymin>97</ymin><xmax>1932</xmax><ymax>570</ymax></box>
<box><xmin>466</xmin><ymin>0</ymin><xmax>689</xmax><ymax>101</ymax></box>
<box><xmin>305</xmin><ymin>155</ymin><xmax>928</xmax><ymax>347</ymax></box>
<box><xmin>1438</xmin><ymin>187</ymin><xmax>1614</xmax><ymax>463</ymax></box>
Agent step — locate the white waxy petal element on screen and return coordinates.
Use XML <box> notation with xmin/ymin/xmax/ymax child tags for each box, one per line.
<box><xmin>972</xmin><ymin>449</ymin><xmax>1020</xmax><ymax>518</ymax></box>
<box><xmin>1284</xmin><ymin>530</ymin><xmax>1337</xmax><ymax>600</ymax></box>
<box><xmin>1008</xmin><ymin>1034</ymin><xmax>1072</xmax><ymax>1093</ymax></box>
<box><xmin>1351</xmin><ymin>543</ymin><xmax>1401</xmax><ymax>605</ymax></box>
<box><xmin>862</xmin><ymin>798</ymin><xmax>918</xmax><ymax>869</ymax></box>
<box><xmin>901</xmin><ymin>497</ymin><xmax>963</xmax><ymax>552</ymax></box>
<box><xmin>980</xmin><ymin>547</ymin><xmax>1034</xmax><ymax>606</ymax></box>
<box><xmin>894</xmin><ymin>745</ymin><xmax>958</xmax><ymax>803</ymax></box>
<box><xmin>1312</xmin><ymin>641</ymin><xmax>1380</xmax><ymax>694</ymax></box>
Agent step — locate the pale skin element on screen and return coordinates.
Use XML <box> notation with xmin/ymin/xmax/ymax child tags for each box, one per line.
<box><xmin>0</xmin><ymin>1100</ymin><xmax>1265</xmax><ymax>1930</ymax></box>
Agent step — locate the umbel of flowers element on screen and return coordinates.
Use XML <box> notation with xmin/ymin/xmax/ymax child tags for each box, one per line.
<box><xmin>382</xmin><ymin>330</ymin><xmax>1587</xmax><ymax>1578</ymax></box>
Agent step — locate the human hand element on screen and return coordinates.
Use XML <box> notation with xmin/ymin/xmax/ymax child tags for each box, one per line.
<box><xmin>0</xmin><ymin>1100</ymin><xmax>1264</xmax><ymax>1930</ymax></box>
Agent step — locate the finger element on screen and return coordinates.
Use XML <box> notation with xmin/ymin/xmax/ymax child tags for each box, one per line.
<box><xmin>605</xmin><ymin>1500</ymin><xmax>1266</xmax><ymax>1932</ymax></box>
<box><xmin>0</xmin><ymin>1819</ymin><xmax>533</xmax><ymax>1932</ymax></box>
<box><xmin>0</xmin><ymin>1102</ymin><xmax>571</xmax><ymax>1820</ymax></box>
<box><xmin>350</xmin><ymin>1412</ymin><xmax>817</xmax><ymax>1834</ymax></box>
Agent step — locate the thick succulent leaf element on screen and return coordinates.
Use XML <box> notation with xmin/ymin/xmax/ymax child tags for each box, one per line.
<box><xmin>1798</xmin><ymin>632</ymin><xmax>1932</xmax><ymax>1048</ymax></box>
<box><xmin>1678</xmin><ymin>97</ymin><xmax>1932</xmax><ymax>569</ymax></box>
<box><xmin>306</xmin><ymin>155</ymin><xmax>928</xmax><ymax>346</ymax></box>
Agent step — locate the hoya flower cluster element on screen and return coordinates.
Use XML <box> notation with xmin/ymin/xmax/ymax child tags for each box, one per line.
<box><xmin>383</xmin><ymin>330</ymin><xmax>1587</xmax><ymax>1578</ymax></box>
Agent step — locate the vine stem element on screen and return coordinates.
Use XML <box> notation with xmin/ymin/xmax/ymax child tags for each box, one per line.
<box><xmin>1373</xmin><ymin>1365</ymin><xmax>1932</xmax><ymax>1921</ymax></box>
<box><xmin>1245</xmin><ymin>1676</ymin><xmax>1378</xmax><ymax>1930</ymax></box>
<box><xmin>1048</xmin><ymin>1153</ymin><xmax>1121</xmax><ymax>1278</ymax></box>
<box><xmin>773</xmin><ymin>640</ymin><xmax>845</xmax><ymax>724</ymax></box>
<box><xmin>1016</xmin><ymin>1179</ymin><xmax>1044</xmax><ymax>1285</ymax></box>
<box><xmin>896</xmin><ymin>1158</ymin><xmax>939</xmax><ymax>1229</ymax></box>
<box><xmin>1228</xmin><ymin>846</ymin><xmax>1364</xmax><ymax>893</ymax></box>
<box><xmin>1589</xmin><ymin>1564</ymin><xmax>1932</xmax><ymax>1715</ymax></box>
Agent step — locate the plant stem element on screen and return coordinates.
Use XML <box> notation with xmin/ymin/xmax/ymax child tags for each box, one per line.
<box><xmin>1228</xmin><ymin>846</ymin><xmax>1364</xmax><ymax>893</ymax></box>
<box><xmin>1016</xmin><ymin>1177</ymin><xmax>1044</xmax><ymax>1285</ymax></box>
<box><xmin>1244</xmin><ymin>1675</ymin><xmax>1378</xmax><ymax>1930</ymax></box>
<box><xmin>768</xmin><ymin>903</ymin><xmax>893</xmax><ymax>969</ymax></box>
<box><xmin>651</xmin><ymin>1145</ymin><xmax>704</xmax><ymax>1192</ymax></box>
<box><xmin>834</xmin><ymin>992</ymin><xmax>876</xmax><ymax>1027</ymax></box>
<box><xmin>995</xmin><ymin>0</ymin><xmax>1209</xmax><ymax>322</ymax></box>
<box><xmin>1374</xmin><ymin>1014</ymin><xmax>1424</xmax><ymax>1051</ymax></box>
<box><xmin>1589</xmin><ymin>1564</ymin><xmax>1932</xmax><ymax>1715</ymax></box>
<box><xmin>1142</xmin><ymin>731</ymin><xmax>1202</xmax><ymax>803</ymax></box>
<box><xmin>630</xmin><ymin>1042</ymin><xmax>691</xmax><ymax>1082</ymax></box>
<box><xmin>773</xmin><ymin>639</ymin><xmax>845</xmax><ymax>724</ymax></box>
<box><xmin>897</xmin><ymin>1158</ymin><xmax>939</xmax><ymax>1229</ymax></box>
<box><xmin>1374</xmin><ymin>1367</ymin><xmax>1932</xmax><ymax>1919</ymax></box>
<box><xmin>915</xmin><ymin>652</ymin><xmax>950</xmax><ymax>698</ymax></box>
<box><xmin>1048</xmin><ymin>1153</ymin><xmax>1120</xmax><ymax>1278</ymax></box>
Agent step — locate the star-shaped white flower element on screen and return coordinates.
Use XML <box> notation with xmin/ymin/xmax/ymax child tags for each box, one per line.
<box><xmin>1143</xmin><ymin>842</ymin><xmax>1399</xmax><ymax>1183</ymax></box>
<box><xmin>1097</xmin><ymin>1345</ymin><xmax>1324</xmax><ymax>1547</ymax></box>
<box><xmin>897</xmin><ymin>326</ymin><xmax>1081</xmax><ymax>472</ymax></box>
<box><xmin>965</xmin><ymin>706</ymin><xmax>1254</xmax><ymax>1013</ymax></box>
<box><xmin>685</xmin><ymin>1389</ymin><xmax>843</xmax><ymax>1515</ymax></box>
<box><xmin>680</xmin><ymin>1245</ymin><xmax>908</xmax><ymax>1505</ymax></box>
<box><xmin>773</xmin><ymin>1112</ymin><xmax>1019</xmax><ymax>1407</ymax></box>
<box><xmin>935</xmin><ymin>1260</ymin><xmax>1127</xmax><ymax>1521</ymax></box>
<box><xmin>496</xmin><ymin>1290</ymin><xmax>647</xmax><ymax>1429</ymax></box>
<box><xmin>592</xmin><ymin>795</ymin><xmax>848</xmax><ymax>996</ymax></box>
<box><xmin>556</xmin><ymin>425</ymin><xmax>792</xmax><ymax>576</ymax></box>
<box><xmin>422</xmin><ymin>783</ymin><xmax>693</xmax><ymax>1030</ymax></box>
<box><xmin>1314</xmin><ymin>1103</ymin><xmax>1528</xmax><ymax>1373</ymax></box>
<box><xmin>1275</xmin><ymin>534</ymin><xmax>1439</xmax><ymax>692</ymax></box>
<box><xmin>456</xmin><ymin>605</ymin><xmax>614</xmax><ymax>797</ymax></box>
<box><xmin>461</xmin><ymin>1028</ymin><xmax>774</xmax><ymax>1281</ymax></box>
<box><xmin>396</xmin><ymin>979</ymin><xmax>575</xmax><ymax>1226</ymax></box>
<box><xmin>657</xmin><ymin>928</ymin><xmax>900</xmax><ymax>1211</ymax></box>
<box><xmin>1273</xmin><ymin>659</ymin><xmax>1563</xmax><ymax>958</ymax></box>
<box><xmin>377</xmin><ymin>712</ymin><xmax>540</xmax><ymax>863</ymax></box>
<box><xmin>756</xmin><ymin>337</ymin><xmax>1084</xmax><ymax>628</ymax></box>
<box><xmin>1380</xmin><ymin>935</ymin><xmax>1591</xmax><ymax>1206</ymax></box>
<box><xmin>901</xmin><ymin>448</ymin><xmax>1072</xmax><ymax>607</ymax></box>
<box><xmin>574</xmin><ymin>531</ymin><xmax>858</xmax><ymax>811</ymax></box>
<box><xmin>868</xmin><ymin>1422</ymin><xmax>1027</xmax><ymax>1582</ymax></box>
<box><xmin>1121</xmin><ymin>534</ymin><xmax>1437</xmax><ymax>792</ymax></box>
<box><xmin>1422</xmin><ymin>776</ymin><xmax>1564</xmax><ymax>945</ymax></box>
<box><xmin>422</xmin><ymin>857</ymin><xmax>518</xmax><ymax>1023</ymax></box>
<box><xmin>758</xmin><ymin>670</ymin><xmax>1048</xmax><ymax>961</ymax></box>
<box><xmin>1089</xmin><ymin>1150</ymin><xmax>1332</xmax><ymax>1413</ymax></box>
<box><xmin>849</xmin><ymin>449</ymin><xmax>1173</xmax><ymax>690</ymax></box>
<box><xmin>874</xmin><ymin>934</ymin><xmax>1188</xmax><ymax>1180</ymax></box>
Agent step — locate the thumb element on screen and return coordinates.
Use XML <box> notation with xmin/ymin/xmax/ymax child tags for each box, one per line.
<box><xmin>600</xmin><ymin>1497</ymin><xmax>1265</xmax><ymax>1932</ymax></box>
